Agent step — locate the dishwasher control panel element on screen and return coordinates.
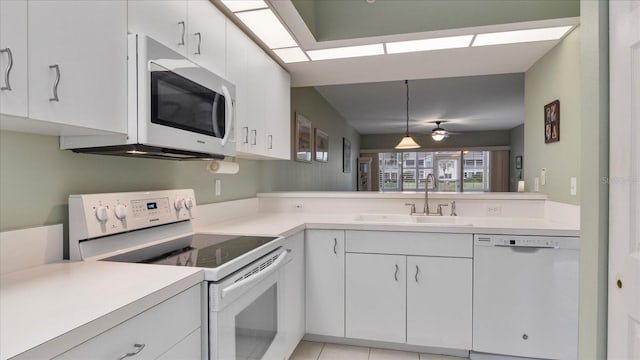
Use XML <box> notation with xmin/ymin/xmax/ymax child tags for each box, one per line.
<box><xmin>475</xmin><ymin>235</ymin><xmax>579</xmax><ymax>249</ymax></box>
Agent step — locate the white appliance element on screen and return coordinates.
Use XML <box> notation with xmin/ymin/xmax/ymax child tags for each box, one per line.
<box><xmin>68</xmin><ymin>189</ymin><xmax>291</xmax><ymax>360</ymax></box>
<box><xmin>61</xmin><ymin>35</ymin><xmax>236</xmax><ymax>160</ymax></box>
<box><xmin>472</xmin><ymin>234</ymin><xmax>579</xmax><ymax>360</ymax></box>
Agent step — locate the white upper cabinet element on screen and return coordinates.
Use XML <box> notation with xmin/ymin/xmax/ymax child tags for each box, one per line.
<box><xmin>27</xmin><ymin>0</ymin><xmax>127</xmax><ymax>135</ymax></box>
<box><xmin>128</xmin><ymin>0</ymin><xmax>188</xmax><ymax>56</ymax></box>
<box><xmin>225</xmin><ymin>19</ymin><xmax>291</xmax><ymax>160</ymax></box>
<box><xmin>186</xmin><ymin>0</ymin><xmax>226</xmax><ymax>76</ymax></box>
<box><xmin>0</xmin><ymin>0</ymin><xmax>28</xmax><ymax>119</ymax></box>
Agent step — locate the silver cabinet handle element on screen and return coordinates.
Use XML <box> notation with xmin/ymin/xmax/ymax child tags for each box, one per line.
<box><xmin>333</xmin><ymin>238</ymin><xmax>337</xmax><ymax>254</ymax></box>
<box><xmin>49</xmin><ymin>64</ymin><xmax>60</xmax><ymax>102</ymax></box>
<box><xmin>242</xmin><ymin>127</ymin><xmax>249</xmax><ymax>144</ymax></box>
<box><xmin>251</xmin><ymin>129</ymin><xmax>257</xmax><ymax>145</ymax></box>
<box><xmin>394</xmin><ymin>264</ymin><xmax>399</xmax><ymax>281</ymax></box>
<box><xmin>0</xmin><ymin>48</ymin><xmax>13</xmax><ymax>91</ymax></box>
<box><xmin>194</xmin><ymin>32</ymin><xmax>202</xmax><ymax>55</ymax></box>
<box><xmin>268</xmin><ymin>134</ymin><xmax>273</xmax><ymax>149</ymax></box>
<box><xmin>414</xmin><ymin>265</ymin><xmax>419</xmax><ymax>283</ymax></box>
<box><xmin>178</xmin><ymin>21</ymin><xmax>186</xmax><ymax>45</ymax></box>
<box><xmin>118</xmin><ymin>344</ymin><xmax>145</xmax><ymax>360</ymax></box>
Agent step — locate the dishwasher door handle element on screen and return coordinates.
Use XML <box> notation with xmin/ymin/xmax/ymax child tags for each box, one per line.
<box><xmin>495</xmin><ymin>244</ymin><xmax>556</xmax><ymax>249</ymax></box>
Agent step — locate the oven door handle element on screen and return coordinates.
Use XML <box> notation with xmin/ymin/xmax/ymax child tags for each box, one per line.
<box><xmin>221</xmin><ymin>249</ymin><xmax>289</xmax><ymax>299</ymax></box>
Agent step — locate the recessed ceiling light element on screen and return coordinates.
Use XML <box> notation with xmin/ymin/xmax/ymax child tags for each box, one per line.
<box><xmin>306</xmin><ymin>44</ymin><xmax>385</xmax><ymax>61</ymax></box>
<box><xmin>273</xmin><ymin>47</ymin><xmax>309</xmax><ymax>63</ymax></box>
<box><xmin>235</xmin><ymin>8</ymin><xmax>298</xmax><ymax>49</ymax></box>
<box><xmin>472</xmin><ymin>26</ymin><xmax>573</xmax><ymax>46</ymax></box>
<box><xmin>386</xmin><ymin>35</ymin><xmax>474</xmax><ymax>54</ymax></box>
<box><xmin>220</xmin><ymin>0</ymin><xmax>268</xmax><ymax>13</ymax></box>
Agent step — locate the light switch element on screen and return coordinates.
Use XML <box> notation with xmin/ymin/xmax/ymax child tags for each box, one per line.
<box><xmin>570</xmin><ymin>177</ymin><xmax>577</xmax><ymax>196</ymax></box>
<box><xmin>541</xmin><ymin>168</ymin><xmax>546</xmax><ymax>185</ymax></box>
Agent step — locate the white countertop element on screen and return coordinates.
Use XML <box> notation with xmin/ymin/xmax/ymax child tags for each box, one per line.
<box><xmin>0</xmin><ymin>261</ymin><xmax>203</xmax><ymax>360</ymax></box>
<box><xmin>197</xmin><ymin>212</ymin><xmax>580</xmax><ymax>238</ymax></box>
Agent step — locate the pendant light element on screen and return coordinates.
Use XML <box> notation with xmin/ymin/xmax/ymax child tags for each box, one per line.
<box><xmin>395</xmin><ymin>80</ymin><xmax>420</xmax><ymax>149</ymax></box>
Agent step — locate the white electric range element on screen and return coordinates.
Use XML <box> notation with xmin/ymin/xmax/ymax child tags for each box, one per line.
<box><xmin>68</xmin><ymin>189</ymin><xmax>291</xmax><ymax>360</ymax></box>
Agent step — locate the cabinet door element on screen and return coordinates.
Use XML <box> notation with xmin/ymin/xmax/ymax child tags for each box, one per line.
<box><xmin>305</xmin><ymin>230</ymin><xmax>345</xmax><ymax>337</ymax></box>
<box><xmin>128</xmin><ymin>0</ymin><xmax>187</xmax><ymax>56</ymax></box>
<box><xmin>28</xmin><ymin>0</ymin><xmax>127</xmax><ymax>135</ymax></box>
<box><xmin>187</xmin><ymin>0</ymin><xmax>226</xmax><ymax>76</ymax></box>
<box><xmin>407</xmin><ymin>256</ymin><xmax>472</xmax><ymax>349</ymax></box>
<box><xmin>264</xmin><ymin>61</ymin><xmax>291</xmax><ymax>160</ymax></box>
<box><xmin>281</xmin><ymin>232</ymin><xmax>305</xmax><ymax>358</ymax></box>
<box><xmin>226</xmin><ymin>21</ymin><xmax>250</xmax><ymax>153</ymax></box>
<box><xmin>0</xmin><ymin>0</ymin><xmax>28</xmax><ymax>118</ymax></box>
<box><xmin>243</xmin><ymin>40</ymin><xmax>268</xmax><ymax>156</ymax></box>
<box><xmin>346</xmin><ymin>253</ymin><xmax>406</xmax><ymax>343</ymax></box>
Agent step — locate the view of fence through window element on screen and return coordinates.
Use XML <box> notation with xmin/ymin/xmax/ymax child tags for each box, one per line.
<box><xmin>378</xmin><ymin>151</ymin><xmax>490</xmax><ymax>192</ymax></box>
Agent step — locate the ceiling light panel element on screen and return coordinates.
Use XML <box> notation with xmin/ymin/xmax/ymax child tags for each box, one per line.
<box><xmin>220</xmin><ymin>0</ymin><xmax>268</xmax><ymax>12</ymax></box>
<box><xmin>306</xmin><ymin>44</ymin><xmax>385</xmax><ymax>61</ymax></box>
<box><xmin>473</xmin><ymin>26</ymin><xmax>573</xmax><ymax>46</ymax></box>
<box><xmin>235</xmin><ymin>8</ymin><xmax>298</xmax><ymax>49</ymax></box>
<box><xmin>386</xmin><ymin>35</ymin><xmax>473</xmax><ymax>54</ymax></box>
<box><xmin>273</xmin><ymin>47</ymin><xmax>309</xmax><ymax>63</ymax></box>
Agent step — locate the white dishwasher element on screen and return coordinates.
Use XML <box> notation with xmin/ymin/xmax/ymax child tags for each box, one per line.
<box><xmin>472</xmin><ymin>234</ymin><xmax>579</xmax><ymax>360</ymax></box>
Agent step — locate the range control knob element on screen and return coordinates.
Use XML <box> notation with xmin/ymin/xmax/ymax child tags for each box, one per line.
<box><xmin>114</xmin><ymin>204</ymin><xmax>127</xmax><ymax>220</ymax></box>
<box><xmin>184</xmin><ymin>197</ymin><xmax>195</xmax><ymax>210</ymax></box>
<box><xmin>174</xmin><ymin>198</ymin><xmax>185</xmax><ymax>211</ymax></box>
<box><xmin>95</xmin><ymin>206</ymin><xmax>109</xmax><ymax>223</ymax></box>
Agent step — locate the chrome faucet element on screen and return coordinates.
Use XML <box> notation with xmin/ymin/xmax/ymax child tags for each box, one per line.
<box><xmin>424</xmin><ymin>173</ymin><xmax>436</xmax><ymax>215</ymax></box>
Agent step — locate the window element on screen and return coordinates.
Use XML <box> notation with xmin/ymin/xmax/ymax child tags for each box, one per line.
<box><xmin>378</xmin><ymin>150</ymin><xmax>490</xmax><ymax>192</ymax></box>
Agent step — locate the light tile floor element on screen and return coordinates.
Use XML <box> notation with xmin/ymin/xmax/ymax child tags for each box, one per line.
<box><xmin>288</xmin><ymin>341</ymin><xmax>469</xmax><ymax>360</ymax></box>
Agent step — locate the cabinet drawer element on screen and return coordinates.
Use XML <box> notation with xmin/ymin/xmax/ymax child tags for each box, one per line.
<box><xmin>54</xmin><ymin>285</ymin><xmax>201</xmax><ymax>360</ymax></box>
<box><xmin>346</xmin><ymin>231</ymin><xmax>472</xmax><ymax>258</ymax></box>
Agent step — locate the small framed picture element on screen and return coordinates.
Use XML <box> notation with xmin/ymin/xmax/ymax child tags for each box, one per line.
<box><xmin>343</xmin><ymin>138</ymin><xmax>352</xmax><ymax>173</ymax></box>
<box><xmin>314</xmin><ymin>129</ymin><xmax>328</xmax><ymax>162</ymax></box>
<box><xmin>544</xmin><ymin>100</ymin><xmax>560</xmax><ymax>144</ymax></box>
<box><xmin>515</xmin><ymin>155</ymin><xmax>523</xmax><ymax>169</ymax></box>
<box><xmin>294</xmin><ymin>113</ymin><xmax>312</xmax><ymax>162</ymax></box>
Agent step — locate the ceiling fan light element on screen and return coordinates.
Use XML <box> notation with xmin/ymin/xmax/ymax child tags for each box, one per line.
<box><xmin>395</xmin><ymin>136</ymin><xmax>421</xmax><ymax>149</ymax></box>
<box><xmin>432</xmin><ymin>130</ymin><xmax>447</xmax><ymax>142</ymax></box>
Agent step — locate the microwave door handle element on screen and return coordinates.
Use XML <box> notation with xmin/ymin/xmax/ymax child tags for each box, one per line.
<box><xmin>221</xmin><ymin>85</ymin><xmax>233</xmax><ymax>146</ymax></box>
<box><xmin>221</xmin><ymin>249</ymin><xmax>289</xmax><ymax>299</ymax></box>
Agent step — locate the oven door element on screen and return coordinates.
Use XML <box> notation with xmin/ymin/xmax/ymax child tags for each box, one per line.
<box><xmin>209</xmin><ymin>250</ymin><xmax>289</xmax><ymax>360</ymax></box>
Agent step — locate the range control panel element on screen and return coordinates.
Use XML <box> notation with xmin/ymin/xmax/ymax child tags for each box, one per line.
<box><xmin>69</xmin><ymin>189</ymin><xmax>196</xmax><ymax>240</ymax></box>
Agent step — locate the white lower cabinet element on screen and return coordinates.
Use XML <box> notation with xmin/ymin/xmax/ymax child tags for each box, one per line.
<box><xmin>54</xmin><ymin>285</ymin><xmax>201</xmax><ymax>360</ymax></box>
<box><xmin>344</xmin><ymin>231</ymin><xmax>473</xmax><ymax>350</ymax></box>
<box><xmin>281</xmin><ymin>232</ymin><xmax>305</xmax><ymax>357</ymax></box>
<box><xmin>305</xmin><ymin>230</ymin><xmax>345</xmax><ymax>337</ymax></box>
<box><xmin>406</xmin><ymin>256</ymin><xmax>472</xmax><ymax>349</ymax></box>
<box><xmin>345</xmin><ymin>253</ymin><xmax>406</xmax><ymax>343</ymax></box>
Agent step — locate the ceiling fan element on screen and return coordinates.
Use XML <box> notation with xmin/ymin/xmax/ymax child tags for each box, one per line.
<box><xmin>431</xmin><ymin>121</ymin><xmax>456</xmax><ymax>141</ymax></box>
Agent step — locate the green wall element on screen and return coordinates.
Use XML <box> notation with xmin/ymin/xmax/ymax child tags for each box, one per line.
<box><xmin>509</xmin><ymin>124</ymin><xmax>525</xmax><ymax>192</ymax></box>
<box><xmin>360</xmin><ymin>130</ymin><xmax>511</xmax><ymax>150</ymax></box>
<box><xmin>578</xmin><ymin>1</ymin><xmax>609</xmax><ymax>359</ymax></box>
<box><xmin>524</xmin><ymin>27</ymin><xmax>581</xmax><ymax>205</ymax></box>
<box><xmin>261</xmin><ymin>87</ymin><xmax>360</xmax><ymax>191</ymax></box>
<box><xmin>0</xmin><ymin>88</ymin><xmax>359</xmax><ymax>232</ymax></box>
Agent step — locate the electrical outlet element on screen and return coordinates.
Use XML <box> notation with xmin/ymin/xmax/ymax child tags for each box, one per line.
<box><xmin>486</xmin><ymin>204</ymin><xmax>502</xmax><ymax>216</ymax></box>
<box><xmin>541</xmin><ymin>168</ymin><xmax>546</xmax><ymax>186</ymax></box>
<box><xmin>534</xmin><ymin>177</ymin><xmax>540</xmax><ymax>192</ymax></box>
<box><xmin>215</xmin><ymin>179</ymin><xmax>221</xmax><ymax>196</ymax></box>
<box><xmin>570</xmin><ymin>177</ymin><xmax>577</xmax><ymax>196</ymax></box>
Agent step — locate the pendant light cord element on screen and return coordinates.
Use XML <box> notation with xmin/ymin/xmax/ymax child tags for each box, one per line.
<box><xmin>405</xmin><ymin>79</ymin><xmax>409</xmax><ymax>136</ymax></box>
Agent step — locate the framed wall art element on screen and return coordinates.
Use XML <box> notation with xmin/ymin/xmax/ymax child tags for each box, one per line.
<box><xmin>343</xmin><ymin>138</ymin><xmax>352</xmax><ymax>173</ymax></box>
<box><xmin>315</xmin><ymin>129</ymin><xmax>329</xmax><ymax>162</ymax></box>
<box><xmin>295</xmin><ymin>113</ymin><xmax>312</xmax><ymax>162</ymax></box>
<box><xmin>544</xmin><ymin>100</ymin><xmax>560</xmax><ymax>144</ymax></box>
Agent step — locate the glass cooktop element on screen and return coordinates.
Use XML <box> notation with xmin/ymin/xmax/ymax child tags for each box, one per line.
<box><xmin>104</xmin><ymin>234</ymin><xmax>278</xmax><ymax>269</ymax></box>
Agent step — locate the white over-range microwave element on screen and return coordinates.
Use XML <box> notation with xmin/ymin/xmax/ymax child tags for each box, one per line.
<box><xmin>61</xmin><ymin>34</ymin><xmax>236</xmax><ymax>160</ymax></box>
